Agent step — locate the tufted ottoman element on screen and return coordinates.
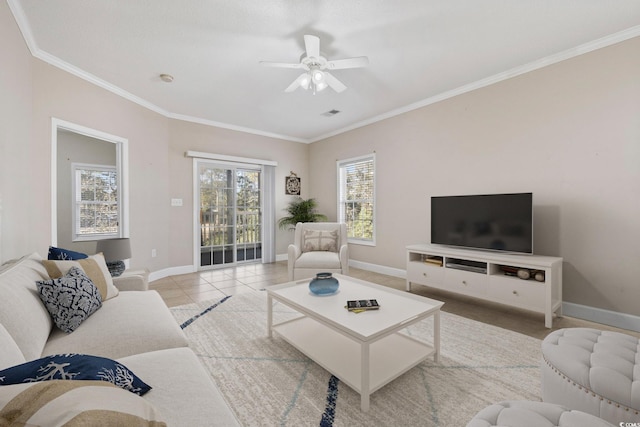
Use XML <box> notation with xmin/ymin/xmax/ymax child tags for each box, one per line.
<box><xmin>467</xmin><ymin>400</ymin><xmax>614</xmax><ymax>426</ymax></box>
<box><xmin>542</xmin><ymin>328</ymin><xmax>640</xmax><ymax>424</ymax></box>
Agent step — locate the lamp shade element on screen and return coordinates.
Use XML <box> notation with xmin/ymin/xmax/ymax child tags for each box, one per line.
<box><xmin>96</xmin><ymin>238</ymin><xmax>131</xmax><ymax>262</ymax></box>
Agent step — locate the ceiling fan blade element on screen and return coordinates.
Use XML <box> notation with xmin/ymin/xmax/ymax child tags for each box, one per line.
<box><xmin>327</xmin><ymin>56</ymin><xmax>369</xmax><ymax>70</ymax></box>
<box><xmin>260</xmin><ymin>61</ymin><xmax>304</xmax><ymax>69</ymax></box>
<box><xmin>304</xmin><ymin>35</ymin><xmax>320</xmax><ymax>59</ymax></box>
<box><xmin>324</xmin><ymin>72</ymin><xmax>347</xmax><ymax>93</ymax></box>
<box><xmin>285</xmin><ymin>73</ymin><xmax>311</xmax><ymax>92</ymax></box>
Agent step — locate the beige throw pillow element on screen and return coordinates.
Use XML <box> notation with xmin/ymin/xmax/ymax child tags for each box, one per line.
<box><xmin>0</xmin><ymin>380</ymin><xmax>166</xmax><ymax>426</ymax></box>
<box><xmin>42</xmin><ymin>253</ymin><xmax>119</xmax><ymax>301</ymax></box>
<box><xmin>302</xmin><ymin>229</ymin><xmax>339</xmax><ymax>253</ymax></box>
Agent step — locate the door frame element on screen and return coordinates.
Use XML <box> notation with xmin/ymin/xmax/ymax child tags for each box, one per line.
<box><xmin>188</xmin><ymin>151</ymin><xmax>277</xmax><ymax>271</ymax></box>
<box><xmin>195</xmin><ymin>159</ymin><xmax>261</xmax><ymax>270</ymax></box>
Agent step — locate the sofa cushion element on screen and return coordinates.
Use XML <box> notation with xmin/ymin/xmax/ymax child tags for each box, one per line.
<box><xmin>42</xmin><ymin>253</ymin><xmax>119</xmax><ymax>301</ymax></box>
<box><xmin>36</xmin><ymin>266</ymin><xmax>103</xmax><ymax>333</ymax></box>
<box><xmin>47</xmin><ymin>245</ymin><xmax>88</xmax><ymax>260</ymax></box>
<box><xmin>119</xmin><ymin>347</ymin><xmax>241</xmax><ymax>426</ymax></box>
<box><xmin>42</xmin><ymin>290</ymin><xmax>188</xmax><ymax>360</ymax></box>
<box><xmin>0</xmin><ymin>324</ymin><xmax>25</xmax><ymax>370</ymax></box>
<box><xmin>0</xmin><ymin>353</ymin><xmax>151</xmax><ymax>396</ymax></box>
<box><xmin>0</xmin><ymin>253</ymin><xmax>53</xmax><ymax>361</ymax></box>
<box><xmin>302</xmin><ymin>229</ymin><xmax>339</xmax><ymax>252</ymax></box>
<box><xmin>0</xmin><ymin>381</ymin><xmax>166</xmax><ymax>426</ymax></box>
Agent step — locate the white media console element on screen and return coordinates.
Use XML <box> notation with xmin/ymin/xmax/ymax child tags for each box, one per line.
<box><xmin>406</xmin><ymin>244</ymin><xmax>563</xmax><ymax>328</ymax></box>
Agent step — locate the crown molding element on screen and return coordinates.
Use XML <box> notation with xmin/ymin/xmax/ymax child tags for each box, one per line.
<box><xmin>310</xmin><ymin>25</ymin><xmax>640</xmax><ymax>143</ymax></box>
<box><xmin>9</xmin><ymin>0</ymin><xmax>639</xmax><ymax>145</ymax></box>
<box><xmin>167</xmin><ymin>112</ymin><xmax>309</xmax><ymax>143</ymax></box>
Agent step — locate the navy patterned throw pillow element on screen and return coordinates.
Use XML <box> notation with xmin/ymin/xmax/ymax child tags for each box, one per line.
<box><xmin>36</xmin><ymin>266</ymin><xmax>103</xmax><ymax>333</ymax></box>
<box><xmin>47</xmin><ymin>246</ymin><xmax>88</xmax><ymax>260</ymax></box>
<box><xmin>0</xmin><ymin>354</ymin><xmax>151</xmax><ymax>395</ymax></box>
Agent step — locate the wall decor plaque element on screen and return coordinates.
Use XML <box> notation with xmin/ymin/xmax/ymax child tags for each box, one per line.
<box><xmin>285</xmin><ymin>172</ymin><xmax>301</xmax><ymax>195</ymax></box>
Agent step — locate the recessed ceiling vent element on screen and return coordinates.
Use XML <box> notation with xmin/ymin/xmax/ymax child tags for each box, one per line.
<box><xmin>322</xmin><ymin>109</ymin><xmax>341</xmax><ymax>117</ymax></box>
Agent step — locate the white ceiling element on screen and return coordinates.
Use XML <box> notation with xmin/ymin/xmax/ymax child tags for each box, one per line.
<box><xmin>10</xmin><ymin>0</ymin><xmax>640</xmax><ymax>143</ymax></box>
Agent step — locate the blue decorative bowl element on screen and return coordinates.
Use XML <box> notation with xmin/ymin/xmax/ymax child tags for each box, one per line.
<box><xmin>309</xmin><ymin>272</ymin><xmax>339</xmax><ymax>296</ymax></box>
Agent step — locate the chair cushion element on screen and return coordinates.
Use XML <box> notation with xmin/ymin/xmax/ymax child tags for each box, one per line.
<box><xmin>302</xmin><ymin>229</ymin><xmax>338</xmax><ymax>253</ymax></box>
<box><xmin>294</xmin><ymin>251</ymin><xmax>341</xmax><ymax>269</ymax></box>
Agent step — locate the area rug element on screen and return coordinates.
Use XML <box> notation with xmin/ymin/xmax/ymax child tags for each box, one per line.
<box><xmin>171</xmin><ymin>291</ymin><xmax>542</xmax><ymax>427</ymax></box>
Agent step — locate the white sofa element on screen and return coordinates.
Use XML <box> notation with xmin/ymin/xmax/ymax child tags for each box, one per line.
<box><xmin>0</xmin><ymin>252</ymin><xmax>240</xmax><ymax>426</ymax></box>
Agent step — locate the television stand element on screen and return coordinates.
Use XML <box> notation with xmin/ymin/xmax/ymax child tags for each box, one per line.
<box><xmin>406</xmin><ymin>244</ymin><xmax>563</xmax><ymax>328</ymax></box>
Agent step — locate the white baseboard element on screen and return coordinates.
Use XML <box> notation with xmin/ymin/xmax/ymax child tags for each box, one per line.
<box><xmin>562</xmin><ymin>302</ymin><xmax>640</xmax><ymax>332</ymax></box>
<box><xmin>148</xmin><ymin>265</ymin><xmax>196</xmax><ymax>282</ymax></box>
<box><xmin>348</xmin><ymin>259</ymin><xmax>406</xmax><ymax>279</ymax></box>
<box><xmin>275</xmin><ymin>253</ymin><xmax>287</xmax><ymax>262</ymax></box>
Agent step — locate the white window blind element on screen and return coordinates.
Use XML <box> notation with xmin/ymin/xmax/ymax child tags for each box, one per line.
<box><xmin>72</xmin><ymin>163</ymin><xmax>119</xmax><ymax>241</ymax></box>
<box><xmin>337</xmin><ymin>154</ymin><xmax>376</xmax><ymax>245</ymax></box>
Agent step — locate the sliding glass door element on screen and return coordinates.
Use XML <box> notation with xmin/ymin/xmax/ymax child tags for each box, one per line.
<box><xmin>198</xmin><ymin>161</ymin><xmax>262</xmax><ymax>269</ymax></box>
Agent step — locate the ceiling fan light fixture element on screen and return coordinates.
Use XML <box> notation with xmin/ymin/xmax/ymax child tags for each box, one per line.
<box><xmin>311</xmin><ymin>69</ymin><xmax>325</xmax><ymax>84</ymax></box>
<box><xmin>299</xmin><ymin>74</ymin><xmax>311</xmax><ymax>89</ymax></box>
<box><xmin>261</xmin><ymin>34</ymin><xmax>368</xmax><ymax>94</ymax></box>
<box><xmin>315</xmin><ymin>81</ymin><xmax>328</xmax><ymax>92</ymax></box>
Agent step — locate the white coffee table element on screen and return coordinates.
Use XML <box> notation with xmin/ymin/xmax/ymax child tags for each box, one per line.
<box><xmin>267</xmin><ymin>274</ymin><xmax>443</xmax><ymax>411</ymax></box>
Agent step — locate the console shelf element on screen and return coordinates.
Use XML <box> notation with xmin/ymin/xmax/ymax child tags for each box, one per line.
<box><xmin>406</xmin><ymin>244</ymin><xmax>562</xmax><ymax>328</ymax></box>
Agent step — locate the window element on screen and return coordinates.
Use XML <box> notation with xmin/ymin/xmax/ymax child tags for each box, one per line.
<box><xmin>72</xmin><ymin>163</ymin><xmax>119</xmax><ymax>241</ymax></box>
<box><xmin>337</xmin><ymin>154</ymin><xmax>376</xmax><ymax>245</ymax></box>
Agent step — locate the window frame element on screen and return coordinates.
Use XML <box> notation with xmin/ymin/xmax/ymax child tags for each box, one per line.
<box><xmin>336</xmin><ymin>153</ymin><xmax>376</xmax><ymax>246</ymax></box>
<box><xmin>71</xmin><ymin>162</ymin><xmax>120</xmax><ymax>242</ymax></box>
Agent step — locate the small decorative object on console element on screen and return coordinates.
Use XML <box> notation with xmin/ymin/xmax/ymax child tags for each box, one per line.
<box><xmin>309</xmin><ymin>272</ymin><xmax>339</xmax><ymax>295</ymax></box>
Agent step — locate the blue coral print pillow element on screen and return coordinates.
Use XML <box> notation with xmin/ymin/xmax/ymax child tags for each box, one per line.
<box><xmin>0</xmin><ymin>354</ymin><xmax>151</xmax><ymax>395</ymax></box>
<box><xmin>47</xmin><ymin>246</ymin><xmax>88</xmax><ymax>260</ymax></box>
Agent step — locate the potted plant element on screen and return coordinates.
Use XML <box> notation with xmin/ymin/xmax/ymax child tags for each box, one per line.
<box><xmin>278</xmin><ymin>197</ymin><xmax>327</xmax><ymax>230</ymax></box>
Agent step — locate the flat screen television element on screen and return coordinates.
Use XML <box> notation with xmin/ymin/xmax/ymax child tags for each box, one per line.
<box><xmin>430</xmin><ymin>192</ymin><xmax>533</xmax><ymax>254</ymax></box>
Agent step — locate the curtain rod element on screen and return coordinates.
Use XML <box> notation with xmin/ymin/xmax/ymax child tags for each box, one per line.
<box><xmin>185</xmin><ymin>150</ymin><xmax>278</xmax><ymax>167</ymax></box>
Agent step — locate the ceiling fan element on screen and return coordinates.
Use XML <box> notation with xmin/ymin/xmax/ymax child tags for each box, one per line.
<box><xmin>260</xmin><ymin>35</ymin><xmax>369</xmax><ymax>94</ymax></box>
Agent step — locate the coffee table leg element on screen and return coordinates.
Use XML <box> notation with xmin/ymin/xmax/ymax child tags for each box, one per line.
<box><xmin>267</xmin><ymin>295</ymin><xmax>273</xmax><ymax>338</ymax></box>
<box><xmin>434</xmin><ymin>310</ymin><xmax>440</xmax><ymax>363</ymax></box>
<box><xmin>361</xmin><ymin>342</ymin><xmax>370</xmax><ymax>411</ymax></box>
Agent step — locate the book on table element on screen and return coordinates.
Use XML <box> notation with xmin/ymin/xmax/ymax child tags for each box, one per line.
<box><xmin>346</xmin><ymin>299</ymin><xmax>380</xmax><ymax>311</ymax></box>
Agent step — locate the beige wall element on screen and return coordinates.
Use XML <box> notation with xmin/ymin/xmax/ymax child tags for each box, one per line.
<box><xmin>0</xmin><ymin>2</ymin><xmax>35</xmax><ymax>262</ymax></box>
<box><xmin>309</xmin><ymin>37</ymin><xmax>640</xmax><ymax>316</ymax></box>
<box><xmin>166</xmin><ymin>119</ymin><xmax>308</xmax><ymax>267</ymax></box>
<box><xmin>0</xmin><ymin>1</ymin><xmax>308</xmax><ymax>271</ymax></box>
<box><xmin>29</xmin><ymin>59</ymin><xmax>172</xmax><ymax>273</ymax></box>
<box><xmin>2</xmin><ymin>0</ymin><xmax>639</xmax><ymax>319</ymax></box>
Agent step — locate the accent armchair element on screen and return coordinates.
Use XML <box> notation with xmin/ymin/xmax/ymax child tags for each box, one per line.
<box><xmin>287</xmin><ymin>222</ymin><xmax>349</xmax><ymax>281</ymax></box>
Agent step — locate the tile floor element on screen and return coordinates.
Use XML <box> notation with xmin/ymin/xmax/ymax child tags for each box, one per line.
<box><xmin>149</xmin><ymin>261</ymin><xmax>639</xmax><ymax>340</ymax></box>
